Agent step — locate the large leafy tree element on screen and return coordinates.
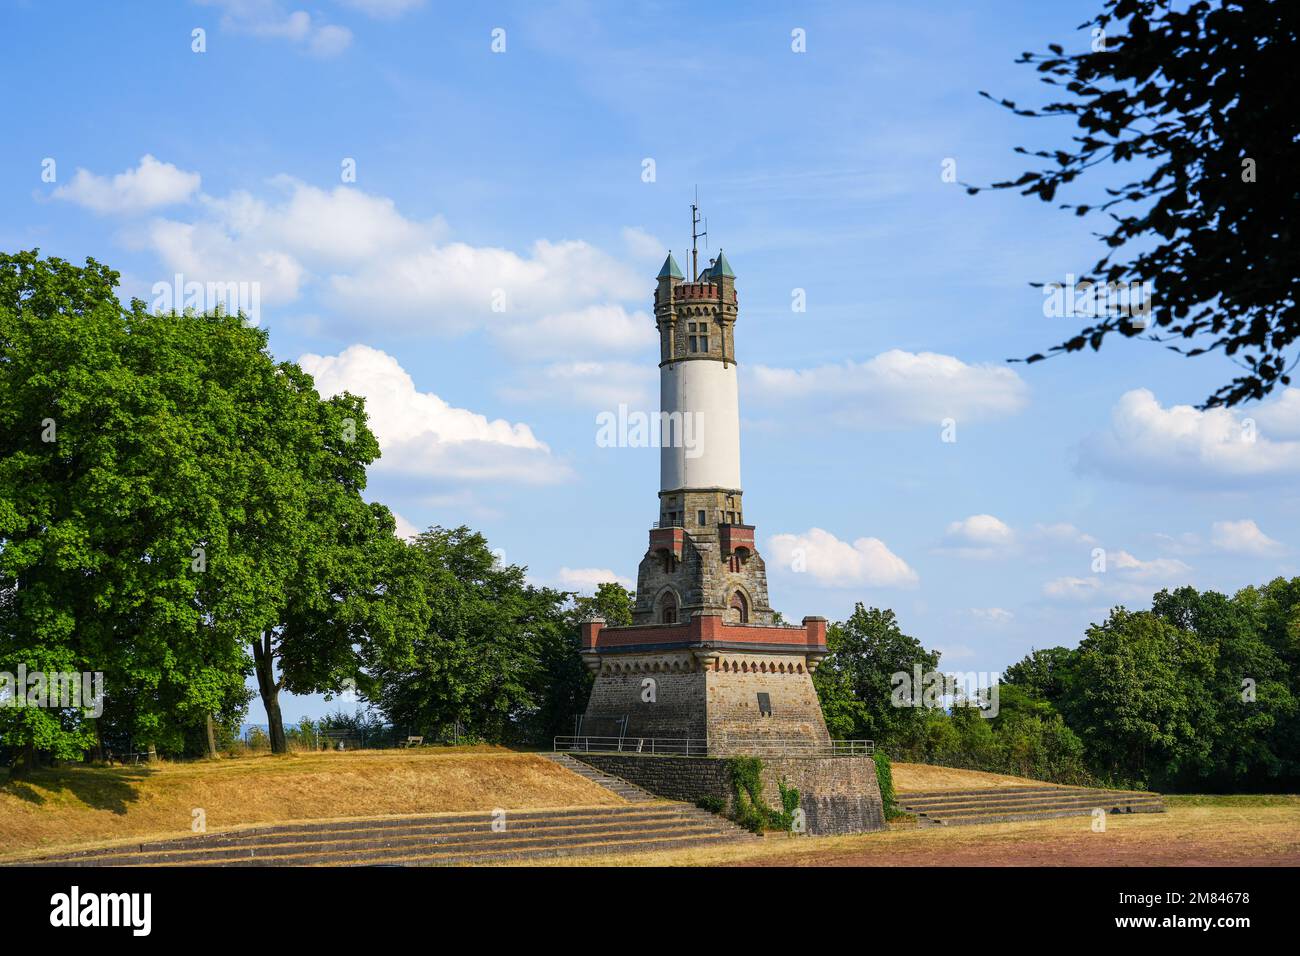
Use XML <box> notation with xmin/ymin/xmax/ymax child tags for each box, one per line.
<box><xmin>812</xmin><ymin>604</ymin><xmax>941</xmax><ymax>747</ymax></box>
<box><xmin>1061</xmin><ymin>607</ymin><xmax>1217</xmax><ymax>787</ymax></box>
<box><xmin>370</xmin><ymin>526</ymin><xmax>570</xmax><ymax>743</ymax></box>
<box><xmin>0</xmin><ymin>252</ymin><xmax>261</xmax><ymax>766</ymax></box>
<box><xmin>0</xmin><ymin>250</ymin><xmax>411</xmax><ymax>765</ymax></box>
<box><xmin>974</xmin><ymin>0</ymin><xmax>1300</xmax><ymax>407</ymax></box>
<box><xmin>531</xmin><ymin>581</ymin><xmax>635</xmax><ymax>742</ymax></box>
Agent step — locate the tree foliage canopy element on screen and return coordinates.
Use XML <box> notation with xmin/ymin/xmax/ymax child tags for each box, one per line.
<box><xmin>975</xmin><ymin>0</ymin><xmax>1299</xmax><ymax>407</ymax></box>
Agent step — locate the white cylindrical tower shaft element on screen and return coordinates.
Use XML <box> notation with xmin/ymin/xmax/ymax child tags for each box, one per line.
<box><xmin>660</xmin><ymin>360</ymin><xmax>741</xmax><ymax>491</ymax></box>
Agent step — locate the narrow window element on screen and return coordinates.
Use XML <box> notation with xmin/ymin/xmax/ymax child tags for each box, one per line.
<box><xmin>660</xmin><ymin>591</ymin><xmax>678</xmax><ymax>625</ymax></box>
<box><xmin>697</xmin><ymin>509</ymin><xmax>706</xmax><ymax>525</ymax></box>
<box><xmin>731</xmin><ymin>591</ymin><xmax>749</xmax><ymax>624</ymax></box>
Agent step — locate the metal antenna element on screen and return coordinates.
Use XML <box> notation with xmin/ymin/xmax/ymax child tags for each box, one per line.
<box><xmin>690</xmin><ymin>187</ymin><xmax>707</xmax><ymax>281</ymax></box>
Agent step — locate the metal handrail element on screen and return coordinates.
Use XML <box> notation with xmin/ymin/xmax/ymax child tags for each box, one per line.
<box><xmin>552</xmin><ymin>736</ymin><xmax>873</xmax><ymax>757</ymax></box>
<box><xmin>553</xmin><ymin>735</ymin><xmax>707</xmax><ymax>755</ymax></box>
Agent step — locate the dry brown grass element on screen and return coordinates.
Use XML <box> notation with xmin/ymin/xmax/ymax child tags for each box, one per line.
<box><xmin>0</xmin><ymin>747</ymin><xmax>623</xmax><ymax>859</ymax></box>
<box><xmin>890</xmin><ymin>763</ymin><xmax>1067</xmax><ymax>792</ymax></box>
<box><xmin>530</xmin><ymin>801</ymin><xmax>1300</xmax><ymax>867</ymax></box>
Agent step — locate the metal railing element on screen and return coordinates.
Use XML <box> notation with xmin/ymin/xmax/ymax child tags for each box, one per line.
<box><xmin>552</xmin><ymin>736</ymin><xmax>873</xmax><ymax>757</ymax></box>
<box><xmin>554</xmin><ymin>735</ymin><xmax>708</xmax><ymax>755</ymax></box>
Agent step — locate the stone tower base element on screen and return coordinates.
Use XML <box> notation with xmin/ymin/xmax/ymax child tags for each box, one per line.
<box><xmin>574</xmin><ymin>753</ymin><xmax>885</xmax><ymax>835</ymax></box>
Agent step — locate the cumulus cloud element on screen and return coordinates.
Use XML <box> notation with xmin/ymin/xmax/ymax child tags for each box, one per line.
<box><xmin>939</xmin><ymin>514</ymin><xmax>1015</xmax><ymax>558</ymax></box>
<box><xmin>201</xmin><ymin>1</ymin><xmax>352</xmax><ymax>56</ymax></box>
<box><xmin>1042</xmin><ymin>545</ymin><xmax>1192</xmax><ymax>604</ymax></box>
<box><xmin>1108</xmin><ymin>550</ymin><xmax>1192</xmax><ymax>580</ymax></box>
<box><xmin>1210</xmin><ymin>519</ymin><xmax>1286</xmax><ymax>557</ymax></box>
<box><xmin>1042</xmin><ymin>576</ymin><xmax>1103</xmax><ymax>601</ymax></box>
<box><xmin>969</xmin><ymin>607</ymin><xmax>1014</xmax><ymax>624</ymax></box>
<box><xmin>139</xmin><ymin>176</ymin><xmax>648</xmax><ymax>340</ymax></box>
<box><xmin>556</xmin><ymin>567</ymin><xmax>633</xmax><ymax>592</ymax></box>
<box><xmin>337</xmin><ymin>0</ymin><xmax>425</xmax><ymax>17</ymax></box>
<box><xmin>1031</xmin><ymin>522</ymin><xmax>1098</xmax><ymax>546</ymax></box>
<box><xmin>493</xmin><ymin>305</ymin><xmax>656</xmax><ymax>359</ymax></box>
<box><xmin>749</xmin><ymin>349</ymin><xmax>1028</xmax><ymax>427</ymax></box>
<box><xmin>389</xmin><ymin>510</ymin><xmax>421</xmax><ymax>540</ymax></box>
<box><xmin>498</xmin><ymin>360</ymin><xmax>655</xmax><ymax>409</ymax></box>
<box><xmin>768</xmin><ymin>528</ymin><xmax>919</xmax><ymax>588</ymax></box>
<box><xmin>329</xmin><ymin>237</ymin><xmax>643</xmax><ymax>332</ymax></box>
<box><xmin>1077</xmin><ymin>388</ymin><xmax>1300</xmax><ymax>486</ymax></box>
<box><xmin>299</xmin><ymin>344</ymin><xmax>570</xmax><ymax>484</ymax></box>
<box><xmin>53</xmin><ymin>155</ymin><xmax>200</xmax><ymax>215</ymax></box>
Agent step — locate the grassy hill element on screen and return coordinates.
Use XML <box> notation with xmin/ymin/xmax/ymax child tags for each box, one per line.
<box><xmin>0</xmin><ymin>747</ymin><xmax>623</xmax><ymax>859</ymax></box>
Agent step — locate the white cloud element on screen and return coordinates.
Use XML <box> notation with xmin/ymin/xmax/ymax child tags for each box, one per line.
<box><xmin>969</xmin><ymin>607</ymin><xmax>1014</xmax><ymax>624</ymax></box>
<box><xmin>337</xmin><ymin>0</ymin><xmax>425</xmax><ymax>18</ymax></box>
<box><xmin>946</xmin><ymin>514</ymin><xmax>1013</xmax><ymax>546</ymax></box>
<box><xmin>556</xmin><ymin>567</ymin><xmax>633</xmax><ymax>592</ymax></box>
<box><xmin>1032</xmin><ymin>522</ymin><xmax>1098</xmax><ymax>546</ymax></box>
<box><xmin>138</xmin><ymin>177</ymin><xmax>649</xmax><ymax>343</ymax></box>
<box><xmin>1042</xmin><ymin>576</ymin><xmax>1103</xmax><ymax>601</ymax></box>
<box><xmin>493</xmin><ymin>304</ymin><xmax>656</xmax><ymax>359</ymax></box>
<box><xmin>1109</xmin><ymin>550</ymin><xmax>1192</xmax><ymax>580</ymax></box>
<box><xmin>53</xmin><ymin>155</ymin><xmax>199</xmax><ymax>215</ymax></box>
<box><xmin>299</xmin><ymin>344</ymin><xmax>570</xmax><ymax>484</ymax></box>
<box><xmin>768</xmin><ymin>528</ymin><xmax>919</xmax><ymax>588</ymax></box>
<box><xmin>389</xmin><ymin>510</ymin><xmax>421</xmax><ymax>540</ymax></box>
<box><xmin>202</xmin><ymin>1</ymin><xmax>352</xmax><ymax>56</ymax></box>
<box><xmin>939</xmin><ymin>514</ymin><xmax>1015</xmax><ymax>558</ymax></box>
<box><xmin>329</xmin><ymin>237</ymin><xmax>643</xmax><ymax>333</ymax></box>
<box><xmin>1078</xmin><ymin>388</ymin><xmax>1300</xmax><ymax>486</ymax></box>
<box><xmin>498</xmin><ymin>360</ymin><xmax>655</xmax><ymax>409</ymax></box>
<box><xmin>749</xmin><ymin>349</ymin><xmax>1028</xmax><ymax>427</ymax></box>
<box><xmin>1210</xmin><ymin>519</ymin><xmax>1286</xmax><ymax>557</ymax></box>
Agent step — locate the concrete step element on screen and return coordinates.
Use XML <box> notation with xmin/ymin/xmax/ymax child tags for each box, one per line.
<box><xmin>27</xmin><ymin>803</ymin><xmax>679</xmax><ymax>863</ymax></box>
<box><xmin>921</xmin><ymin>804</ymin><xmax>1167</xmax><ymax>827</ymax></box>
<box><xmin>16</xmin><ymin>798</ymin><xmax>757</xmax><ymax>867</ymax></box>
<box><xmin>895</xmin><ymin>785</ymin><xmax>1165</xmax><ymax>828</ymax></box>
<box><xmin>899</xmin><ymin>789</ymin><xmax>1161</xmax><ymax>813</ymax></box>
<box><xmin>539</xmin><ymin>752</ymin><xmax>660</xmax><ymax>801</ymax></box>
<box><xmin>32</xmin><ymin>817</ymin><xmax>737</xmax><ymax>867</ymax></box>
<box><xmin>34</xmin><ymin>812</ymin><xmax>718</xmax><ymax>865</ymax></box>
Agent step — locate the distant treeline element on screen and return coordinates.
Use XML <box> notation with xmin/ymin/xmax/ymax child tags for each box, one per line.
<box><xmin>814</xmin><ymin>586</ymin><xmax>1300</xmax><ymax>793</ymax></box>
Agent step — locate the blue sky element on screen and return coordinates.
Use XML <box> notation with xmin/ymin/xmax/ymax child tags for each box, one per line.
<box><xmin>4</xmin><ymin>0</ymin><xmax>1297</xmax><ymax>724</ymax></box>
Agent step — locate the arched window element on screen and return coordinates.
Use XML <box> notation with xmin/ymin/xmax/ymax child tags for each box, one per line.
<box><xmin>729</xmin><ymin>590</ymin><xmax>749</xmax><ymax>624</ymax></box>
<box><xmin>659</xmin><ymin>591</ymin><xmax>678</xmax><ymax>624</ymax></box>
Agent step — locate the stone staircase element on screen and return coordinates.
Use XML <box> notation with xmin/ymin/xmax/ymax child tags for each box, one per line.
<box><xmin>11</xmin><ymin>756</ymin><xmax>754</xmax><ymax>867</ymax></box>
<box><xmin>538</xmin><ymin>752</ymin><xmax>660</xmax><ymax>801</ymax></box>
<box><xmin>896</xmin><ymin>786</ymin><xmax>1165</xmax><ymax>827</ymax></box>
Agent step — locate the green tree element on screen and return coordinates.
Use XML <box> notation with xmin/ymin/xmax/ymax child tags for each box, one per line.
<box><xmin>0</xmin><ymin>252</ymin><xmax>253</xmax><ymax>768</ymax></box>
<box><xmin>813</xmin><ymin>604</ymin><xmax>941</xmax><ymax>748</ymax></box>
<box><xmin>370</xmin><ymin>526</ymin><xmax>568</xmax><ymax>743</ymax></box>
<box><xmin>531</xmin><ymin>581</ymin><xmax>634</xmax><ymax>742</ymax></box>
<box><xmin>0</xmin><ymin>250</ymin><xmax>413</xmax><ymax>764</ymax></box>
<box><xmin>973</xmin><ymin>0</ymin><xmax>1300</xmax><ymax>408</ymax></box>
<box><xmin>1061</xmin><ymin>607</ymin><xmax>1216</xmax><ymax>788</ymax></box>
<box><xmin>1003</xmin><ymin>646</ymin><xmax>1077</xmax><ymax>707</ymax></box>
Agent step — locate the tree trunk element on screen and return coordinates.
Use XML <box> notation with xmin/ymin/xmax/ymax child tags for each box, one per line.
<box><xmin>91</xmin><ymin>720</ymin><xmax>104</xmax><ymax>764</ymax></box>
<box><xmin>205</xmin><ymin>714</ymin><xmax>219</xmax><ymax>758</ymax></box>
<box><xmin>10</xmin><ymin>742</ymin><xmax>43</xmax><ymax>777</ymax></box>
<box><xmin>252</xmin><ymin>631</ymin><xmax>288</xmax><ymax>754</ymax></box>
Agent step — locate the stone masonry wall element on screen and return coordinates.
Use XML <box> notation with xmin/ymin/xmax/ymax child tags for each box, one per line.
<box><xmin>705</xmin><ymin>658</ymin><xmax>831</xmax><ymax>747</ymax></box>
<box><xmin>576</xmin><ymin>753</ymin><xmax>884</xmax><ymax>835</ymax></box>
<box><xmin>581</xmin><ymin>663</ymin><xmax>708</xmax><ymax>738</ymax></box>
